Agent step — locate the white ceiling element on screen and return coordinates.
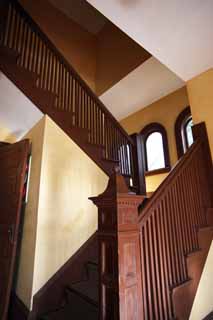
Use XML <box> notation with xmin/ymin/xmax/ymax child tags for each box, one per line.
<box><xmin>49</xmin><ymin>0</ymin><xmax>107</xmax><ymax>35</ymax></box>
<box><xmin>86</xmin><ymin>0</ymin><xmax>213</xmax><ymax>81</ymax></box>
<box><xmin>0</xmin><ymin>72</ymin><xmax>43</xmax><ymax>139</ymax></box>
<box><xmin>100</xmin><ymin>57</ymin><xmax>185</xmax><ymax>120</ymax></box>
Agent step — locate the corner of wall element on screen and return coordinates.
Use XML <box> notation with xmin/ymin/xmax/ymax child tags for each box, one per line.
<box><xmin>16</xmin><ymin>116</ymin><xmax>46</xmax><ymax>310</ymax></box>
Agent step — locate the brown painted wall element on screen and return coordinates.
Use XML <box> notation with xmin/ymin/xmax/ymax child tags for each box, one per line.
<box><xmin>19</xmin><ymin>0</ymin><xmax>151</xmax><ymax>96</ymax></box>
<box><xmin>20</xmin><ymin>0</ymin><xmax>97</xmax><ymax>91</ymax></box>
<box><xmin>96</xmin><ymin>23</ymin><xmax>151</xmax><ymax>96</ymax></box>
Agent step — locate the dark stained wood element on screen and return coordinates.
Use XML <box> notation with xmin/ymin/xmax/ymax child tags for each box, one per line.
<box><xmin>140</xmin><ymin>122</ymin><xmax>171</xmax><ymax>172</ymax></box>
<box><xmin>0</xmin><ymin>0</ymin><xmax>141</xmax><ymax>191</ymax></box>
<box><xmin>175</xmin><ymin>106</ymin><xmax>192</xmax><ymax>158</ymax></box>
<box><xmin>8</xmin><ymin>291</ymin><xmax>29</xmax><ymax>320</ymax></box>
<box><xmin>193</xmin><ymin>122</ymin><xmax>213</xmax><ymax>208</ymax></box>
<box><xmin>203</xmin><ymin>311</ymin><xmax>213</xmax><ymax>320</ymax></box>
<box><xmin>130</xmin><ymin>133</ymin><xmax>146</xmax><ymax>195</ymax></box>
<box><xmin>30</xmin><ymin>232</ymin><xmax>98</xmax><ymax>320</ymax></box>
<box><xmin>90</xmin><ymin>171</ymin><xmax>145</xmax><ymax>320</ymax></box>
<box><xmin>144</xmin><ymin>166</ymin><xmax>171</xmax><ymax>176</ymax></box>
<box><xmin>138</xmin><ymin>122</ymin><xmax>213</xmax><ymax>320</ymax></box>
<box><xmin>0</xmin><ymin>139</ymin><xmax>30</xmax><ymax>320</ymax></box>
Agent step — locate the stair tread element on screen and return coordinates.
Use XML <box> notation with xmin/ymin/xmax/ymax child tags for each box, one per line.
<box><xmin>40</xmin><ymin>296</ymin><xmax>98</xmax><ymax>320</ymax></box>
<box><xmin>69</xmin><ymin>278</ymin><xmax>99</xmax><ymax>304</ymax></box>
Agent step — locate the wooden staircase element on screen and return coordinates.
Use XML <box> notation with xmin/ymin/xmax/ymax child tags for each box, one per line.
<box><xmin>39</xmin><ymin>260</ymin><xmax>99</xmax><ymax>320</ymax></box>
<box><xmin>91</xmin><ymin>123</ymin><xmax>213</xmax><ymax>320</ymax></box>
<box><xmin>0</xmin><ymin>0</ymin><xmax>139</xmax><ymax>190</ymax></box>
<box><xmin>136</xmin><ymin>124</ymin><xmax>213</xmax><ymax>320</ymax></box>
<box><xmin>1</xmin><ymin>1</ymin><xmax>213</xmax><ymax>320</ymax></box>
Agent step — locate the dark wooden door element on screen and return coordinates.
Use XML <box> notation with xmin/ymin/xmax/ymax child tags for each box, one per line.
<box><xmin>0</xmin><ymin>139</ymin><xmax>30</xmax><ymax>320</ymax></box>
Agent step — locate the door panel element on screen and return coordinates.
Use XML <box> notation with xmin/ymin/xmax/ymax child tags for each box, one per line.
<box><xmin>0</xmin><ymin>139</ymin><xmax>30</xmax><ymax>320</ymax></box>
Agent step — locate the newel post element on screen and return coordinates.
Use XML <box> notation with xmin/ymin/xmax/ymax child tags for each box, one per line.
<box><xmin>193</xmin><ymin>122</ymin><xmax>213</xmax><ymax>207</ymax></box>
<box><xmin>90</xmin><ymin>171</ymin><xmax>144</xmax><ymax>320</ymax></box>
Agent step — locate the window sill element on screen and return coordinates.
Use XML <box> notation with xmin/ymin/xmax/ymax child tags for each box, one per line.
<box><xmin>145</xmin><ymin>166</ymin><xmax>171</xmax><ymax>177</ymax></box>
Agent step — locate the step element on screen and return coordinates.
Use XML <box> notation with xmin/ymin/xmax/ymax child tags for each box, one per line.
<box><xmin>0</xmin><ymin>48</ymin><xmax>57</xmax><ymax>110</ymax></box>
<box><xmin>0</xmin><ymin>50</ymin><xmax>39</xmax><ymax>85</ymax></box>
<box><xmin>0</xmin><ymin>46</ymin><xmax>19</xmax><ymax>63</ymax></box>
<box><xmin>186</xmin><ymin>249</ymin><xmax>206</xmax><ymax>281</ymax></box>
<box><xmin>85</xmin><ymin>261</ymin><xmax>99</xmax><ymax>283</ymax></box>
<box><xmin>40</xmin><ymin>290</ymin><xmax>98</xmax><ymax>320</ymax></box>
<box><xmin>68</xmin><ymin>278</ymin><xmax>99</xmax><ymax>305</ymax></box>
<box><xmin>206</xmin><ymin>208</ymin><xmax>213</xmax><ymax>226</ymax></box>
<box><xmin>198</xmin><ymin>226</ymin><xmax>213</xmax><ymax>251</ymax></box>
<box><xmin>173</xmin><ymin>243</ymin><xmax>212</xmax><ymax>320</ymax></box>
<box><xmin>172</xmin><ymin>279</ymin><xmax>194</xmax><ymax>320</ymax></box>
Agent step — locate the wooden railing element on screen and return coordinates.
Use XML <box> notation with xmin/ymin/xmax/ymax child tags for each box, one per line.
<box><xmin>0</xmin><ymin>0</ymin><xmax>135</xmax><ymax>178</ymax></box>
<box><xmin>138</xmin><ymin>122</ymin><xmax>213</xmax><ymax>319</ymax></box>
<box><xmin>90</xmin><ymin>123</ymin><xmax>213</xmax><ymax>320</ymax></box>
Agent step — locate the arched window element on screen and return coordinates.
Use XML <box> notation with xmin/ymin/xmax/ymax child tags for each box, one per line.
<box><xmin>175</xmin><ymin>107</ymin><xmax>194</xmax><ymax>159</ymax></box>
<box><xmin>140</xmin><ymin>123</ymin><xmax>171</xmax><ymax>174</ymax></box>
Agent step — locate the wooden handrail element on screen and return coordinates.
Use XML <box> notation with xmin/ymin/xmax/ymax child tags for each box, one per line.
<box><xmin>138</xmin><ymin>139</ymin><xmax>201</xmax><ymax>221</ymax></box>
<box><xmin>7</xmin><ymin>0</ymin><xmax>133</xmax><ymax>146</ymax></box>
<box><xmin>0</xmin><ymin>0</ymin><xmax>138</xmax><ymax>182</ymax></box>
<box><xmin>137</xmin><ymin>122</ymin><xmax>213</xmax><ymax>319</ymax></box>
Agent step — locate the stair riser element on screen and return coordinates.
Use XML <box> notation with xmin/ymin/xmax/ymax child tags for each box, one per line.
<box><xmin>198</xmin><ymin>228</ymin><xmax>213</xmax><ymax>251</ymax></box>
<box><xmin>207</xmin><ymin>209</ymin><xmax>213</xmax><ymax>226</ymax></box>
<box><xmin>173</xmin><ymin>227</ymin><xmax>213</xmax><ymax>320</ymax></box>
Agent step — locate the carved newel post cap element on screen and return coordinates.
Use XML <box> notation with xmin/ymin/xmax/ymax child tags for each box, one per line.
<box><xmin>89</xmin><ymin>170</ymin><xmax>129</xmax><ymax>204</ymax></box>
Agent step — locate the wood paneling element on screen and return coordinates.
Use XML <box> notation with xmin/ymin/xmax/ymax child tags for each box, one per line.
<box><xmin>90</xmin><ymin>172</ymin><xmax>145</xmax><ymax>319</ymax></box>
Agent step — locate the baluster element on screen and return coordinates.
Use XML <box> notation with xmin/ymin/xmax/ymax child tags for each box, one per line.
<box><xmin>62</xmin><ymin>66</ymin><xmax>66</xmax><ymax>110</ymax></box>
<box><xmin>140</xmin><ymin>227</ymin><xmax>149</xmax><ymax>319</ymax></box>
<box><xmin>3</xmin><ymin>3</ymin><xmax>12</xmax><ymax>47</ymax></box>
<box><xmin>47</xmin><ymin>51</ymin><xmax>53</xmax><ymax>92</ymax></box>
<box><xmin>184</xmin><ymin>167</ymin><xmax>196</xmax><ymax>251</ymax></box>
<box><xmin>8</xmin><ymin>4</ymin><xmax>15</xmax><ymax>48</ymax></box>
<box><xmin>20</xmin><ymin>22</ymin><xmax>27</xmax><ymax>67</ymax></box>
<box><xmin>159</xmin><ymin>198</ymin><xmax>173</xmax><ymax>319</ymax></box>
<box><xmin>27</xmin><ymin>30</ymin><xmax>34</xmax><ymax>71</ymax></box>
<box><xmin>144</xmin><ymin>219</ymin><xmax>154</xmax><ymax>319</ymax></box>
<box><xmin>16</xmin><ymin>16</ymin><xmax>23</xmax><ymax>58</ymax></box>
<box><xmin>11</xmin><ymin>8</ymin><xmax>18</xmax><ymax>50</ymax></box>
<box><xmin>79</xmin><ymin>86</ymin><xmax>82</xmax><ymax>128</ymax></box>
<box><xmin>152</xmin><ymin>211</ymin><xmax>164</xmax><ymax>319</ymax></box>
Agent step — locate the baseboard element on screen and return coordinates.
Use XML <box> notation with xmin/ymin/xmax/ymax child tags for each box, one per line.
<box><xmin>8</xmin><ymin>292</ymin><xmax>29</xmax><ymax>320</ymax></box>
<box><xmin>31</xmin><ymin>231</ymin><xmax>98</xmax><ymax>319</ymax></box>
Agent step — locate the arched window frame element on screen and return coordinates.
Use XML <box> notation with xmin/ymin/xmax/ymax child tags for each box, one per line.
<box><xmin>175</xmin><ymin>107</ymin><xmax>193</xmax><ymax>159</ymax></box>
<box><xmin>140</xmin><ymin>123</ymin><xmax>171</xmax><ymax>175</ymax></box>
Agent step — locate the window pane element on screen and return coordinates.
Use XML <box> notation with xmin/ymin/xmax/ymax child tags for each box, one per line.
<box><xmin>186</xmin><ymin>119</ymin><xmax>193</xmax><ymax>147</ymax></box>
<box><xmin>146</xmin><ymin>132</ymin><xmax>165</xmax><ymax>171</ymax></box>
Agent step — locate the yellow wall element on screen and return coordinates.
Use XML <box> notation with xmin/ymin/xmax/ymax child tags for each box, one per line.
<box><xmin>20</xmin><ymin>0</ymin><xmax>97</xmax><ymax>92</ymax></box>
<box><xmin>0</xmin><ymin>123</ymin><xmax>17</xmax><ymax>143</ymax></box>
<box><xmin>120</xmin><ymin>87</ymin><xmax>189</xmax><ymax>192</ymax></box>
<box><xmin>16</xmin><ymin>115</ymin><xmax>108</xmax><ymax>308</ymax></box>
<box><xmin>16</xmin><ymin>117</ymin><xmax>46</xmax><ymax>309</ymax></box>
<box><xmin>189</xmin><ymin>241</ymin><xmax>213</xmax><ymax>320</ymax></box>
<box><xmin>96</xmin><ymin>22</ymin><xmax>151</xmax><ymax>96</ymax></box>
<box><xmin>32</xmin><ymin>116</ymin><xmax>108</xmax><ymax>295</ymax></box>
<box><xmin>187</xmin><ymin>68</ymin><xmax>213</xmax><ymax>158</ymax></box>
